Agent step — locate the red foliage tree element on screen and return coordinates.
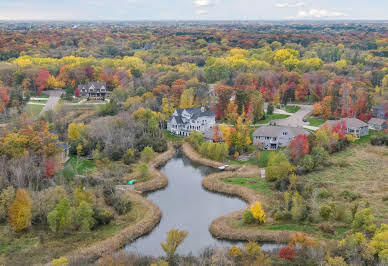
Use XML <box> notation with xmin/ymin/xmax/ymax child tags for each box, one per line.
<box><xmin>214</xmin><ymin>84</ymin><xmax>234</xmax><ymax>120</ymax></box>
<box><xmin>278</xmin><ymin>246</ymin><xmax>296</xmax><ymax>260</ymax></box>
<box><xmin>289</xmin><ymin>134</ymin><xmax>310</xmax><ymax>161</ymax></box>
<box><xmin>358</xmin><ymin>113</ymin><xmax>371</xmax><ymax>122</ymax></box>
<box><xmin>0</xmin><ymin>87</ymin><xmax>10</xmax><ymax>113</ymax></box>
<box><xmin>35</xmin><ymin>69</ymin><xmax>50</xmax><ymax>95</ymax></box>
<box><xmin>332</xmin><ymin>120</ymin><xmax>347</xmax><ymax>140</ymax></box>
<box><xmin>44</xmin><ymin>158</ymin><xmax>56</xmax><ymax>178</ymax></box>
<box><xmin>74</xmin><ymin>86</ymin><xmax>80</xmax><ymax>97</ymax></box>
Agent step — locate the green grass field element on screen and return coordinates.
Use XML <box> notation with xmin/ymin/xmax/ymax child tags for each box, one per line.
<box><xmin>222</xmin><ymin>177</ymin><xmax>274</xmax><ymax>195</ymax></box>
<box><xmin>256</xmin><ymin>114</ymin><xmax>290</xmax><ymax>125</ymax></box>
<box><xmin>25</xmin><ymin>104</ymin><xmax>43</xmax><ymax>117</ymax></box>
<box><xmin>29</xmin><ymin>100</ymin><xmax>48</xmax><ymax>104</ymax></box>
<box><xmin>65</xmin><ymin>155</ymin><xmax>95</xmax><ymax>175</ymax></box>
<box><xmin>307</xmin><ymin>117</ymin><xmax>326</xmax><ymax>127</ymax></box>
<box><xmin>163</xmin><ymin>129</ymin><xmax>184</xmax><ymax>141</ymax></box>
<box><xmin>285</xmin><ymin>105</ymin><xmax>300</xmax><ymax>113</ymax></box>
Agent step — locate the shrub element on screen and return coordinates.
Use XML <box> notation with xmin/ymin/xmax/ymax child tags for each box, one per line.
<box><xmin>93</xmin><ymin>207</ymin><xmax>114</xmax><ymax>225</ymax></box>
<box><xmin>135</xmin><ymin>137</ymin><xmax>167</xmax><ymax>153</ymax></box>
<box><xmin>102</xmin><ymin>183</ymin><xmax>116</xmax><ymax>206</ymax></box>
<box><xmin>8</xmin><ymin>189</ymin><xmax>32</xmax><ymax>231</ymax></box>
<box><xmin>75</xmin><ymin>201</ymin><xmax>95</xmax><ymax>231</ymax></box>
<box><xmin>0</xmin><ymin>186</ymin><xmax>15</xmax><ymax>223</ymax></box>
<box><xmin>137</xmin><ymin>163</ymin><xmax>149</xmax><ymax>180</ymax></box>
<box><xmin>47</xmin><ymin>198</ymin><xmax>76</xmax><ymax>233</ymax></box>
<box><xmin>187</xmin><ymin>131</ymin><xmax>204</xmax><ymax>149</ymax></box>
<box><xmin>112</xmin><ymin>194</ymin><xmax>132</xmax><ymax>215</ymax></box>
<box><xmin>51</xmin><ymin>256</ymin><xmax>68</xmax><ymax>266</ymax></box>
<box><xmin>267</xmin><ymin>103</ymin><xmax>274</xmax><ymax>115</ymax></box>
<box><xmin>300</xmin><ymin>154</ymin><xmax>314</xmax><ymax>172</ymax></box>
<box><xmin>352</xmin><ymin>208</ymin><xmax>376</xmax><ymax>235</ymax></box>
<box><xmin>311</xmin><ymin>146</ymin><xmax>329</xmax><ymax>168</ymax></box>
<box><xmin>330</xmin><ymin>202</ymin><xmax>346</xmax><ymax>222</ymax></box>
<box><xmin>74</xmin><ymin>187</ymin><xmax>95</xmax><ymax>205</ymax></box>
<box><xmin>278</xmin><ymin>246</ymin><xmax>295</xmax><ymax>260</ymax></box>
<box><xmin>319</xmin><ymin>204</ymin><xmax>331</xmax><ymax>220</ymax></box>
<box><xmin>340</xmin><ymin>190</ymin><xmax>361</xmax><ymax>202</ymax></box>
<box><xmin>250</xmin><ymin>201</ymin><xmax>266</xmax><ymax>224</ymax></box>
<box><xmin>141</xmin><ymin>146</ymin><xmax>155</xmax><ymax>162</ymax></box>
<box><xmin>318</xmin><ymin>189</ymin><xmax>332</xmax><ymax>199</ymax></box>
<box><xmin>123</xmin><ymin>148</ymin><xmax>138</xmax><ymax>165</ymax></box>
<box><xmin>106</xmin><ymin>145</ymin><xmax>124</xmax><ymax>161</ymax></box>
<box><xmin>229</xmin><ymin>246</ymin><xmax>243</xmax><ymax>258</ymax></box>
<box><xmin>243</xmin><ymin>209</ymin><xmax>255</xmax><ymax>224</ymax></box>
<box><xmin>319</xmin><ymin>224</ymin><xmax>335</xmax><ymax>235</ymax></box>
<box><xmin>274</xmin><ymin>211</ymin><xmax>292</xmax><ymax>221</ymax></box>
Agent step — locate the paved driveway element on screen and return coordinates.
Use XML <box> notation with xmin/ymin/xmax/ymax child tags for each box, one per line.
<box><xmin>272</xmin><ymin>104</ymin><xmax>313</xmax><ymax>127</ymax></box>
<box><xmin>40</xmin><ymin>90</ymin><xmax>63</xmax><ymax>114</ymax></box>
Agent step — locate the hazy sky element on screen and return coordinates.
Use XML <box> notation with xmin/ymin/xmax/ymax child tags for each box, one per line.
<box><xmin>0</xmin><ymin>0</ymin><xmax>387</xmax><ymax>21</ymax></box>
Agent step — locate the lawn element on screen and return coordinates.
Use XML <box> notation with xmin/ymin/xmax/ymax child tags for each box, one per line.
<box><xmin>29</xmin><ymin>100</ymin><xmax>48</xmax><ymax>104</ymax></box>
<box><xmin>354</xmin><ymin>129</ymin><xmax>385</xmax><ymax>144</ymax></box>
<box><xmin>255</xmin><ymin>114</ymin><xmax>290</xmax><ymax>125</ymax></box>
<box><xmin>222</xmin><ymin>177</ymin><xmax>274</xmax><ymax>195</ymax></box>
<box><xmin>29</xmin><ymin>93</ymin><xmax>49</xmax><ymax>98</ymax></box>
<box><xmin>25</xmin><ymin>104</ymin><xmax>43</xmax><ymax>117</ymax></box>
<box><xmin>0</xmin><ymin>200</ymin><xmax>148</xmax><ymax>265</ymax></box>
<box><xmin>163</xmin><ymin>129</ymin><xmax>184</xmax><ymax>141</ymax></box>
<box><xmin>285</xmin><ymin>105</ymin><xmax>300</xmax><ymax>113</ymax></box>
<box><xmin>226</xmin><ymin>149</ymin><xmax>279</xmax><ymax>168</ymax></box>
<box><xmin>302</xmin><ymin>144</ymin><xmax>388</xmax><ymax>223</ymax></box>
<box><xmin>307</xmin><ymin>117</ymin><xmax>326</xmax><ymax>127</ymax></box>
<box><xmin>65</xmin><ymin>155</ymin><xmax>95</xmax><ymax>175</ymax></box>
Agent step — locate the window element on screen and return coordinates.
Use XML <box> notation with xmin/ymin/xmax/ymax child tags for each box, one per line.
<box><xmin>283</xmin><ymin>131</ymin><xmax>288</xmax><ymax>135</ymax></box>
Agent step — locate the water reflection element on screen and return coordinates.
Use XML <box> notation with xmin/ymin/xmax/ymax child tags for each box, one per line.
<box><xmin>125</xmin><ymin>150</ymin><xmax>281</xmax><ymax>256</ymax></box>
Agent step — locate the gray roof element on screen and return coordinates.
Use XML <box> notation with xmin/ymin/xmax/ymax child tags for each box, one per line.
<box><xmin>373</xmin><ymin>103</ymin><xmax>388</xmax><ymax>110</ymax></box>
<box><xmin>253</xmin><ymin>125</ymin><xmax>309</xmax><ymax>138</ymax></box>
<box><xmin>78</xmin><ymin>81</ymin><xmax>107</xmax><ymax>92</ymax></box>
<box><xmin>326</xmin><ymin>118</ymin><xmax>368</xmax><ymax>129</ymax></box>
<box><xmin>368</xmin><ymin>118</ymin><xmax>386</xmax><ymax>125</ymax></box>
<box><xmin>204</xmin><ymin>127</ymin><xmax>224</xmax><ymax>141</ymax></box>
<box><xmin>170</xmin><ymin>107</ymin><xmax>215</xmax><ymax>124</ymax></box>
<box><xmin>59</xmin><ymin>143</ymin><xmax>71</xmax><ymax>150</ymax></box>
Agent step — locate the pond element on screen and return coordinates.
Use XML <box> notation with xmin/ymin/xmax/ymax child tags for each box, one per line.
<box><xmin>124</xmin><ymin>150</ymin><xmax>282</xmax><ymax>256</ymax></box>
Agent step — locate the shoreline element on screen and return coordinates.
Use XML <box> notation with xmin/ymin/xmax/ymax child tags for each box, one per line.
<box><xmin>181</xmin><ymin>141</ymin><xmax>295</xmax><ymax>243</ymax></box>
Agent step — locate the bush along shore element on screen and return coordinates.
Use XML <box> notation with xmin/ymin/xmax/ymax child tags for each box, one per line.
<box><xmin>134</xmin><ymin>142</ymin><xmax>178</xmax><ymax>193</ymax></box>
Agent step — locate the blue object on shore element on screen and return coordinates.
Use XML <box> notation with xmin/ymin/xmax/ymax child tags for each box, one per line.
<box><xmin>128</xmin><ymin>179</ymin><xmax>136</xmax><ymax>185</ymax></box>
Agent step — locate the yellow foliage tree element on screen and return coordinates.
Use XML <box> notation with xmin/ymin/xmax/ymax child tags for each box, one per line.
<box><xmin>8</xmin><ymin>189</ymin><xmax>32</xmax><ymax>231</ymax></box>
<box><xmin>51</xmin><ymin>256</ymin><xmax>68</xmax><ymax>266</ymax></box>
<box><xmin>229</xmin><ymin>246</ymin><xmax>243</xmax><ymax>258</ymax></box>
<box><xmin>68</xmin><ymin>122</ymin><xmax>85</xmax><ymax>141</ymax></box>
<box><xmin>250</xmin><ymin>201</ymin><xmax>266</xmax><ymax>224</ymax></box>
<box><xmin>161</xmin><ymin>229</ymin><xmax>188</xmax><ymax>262</ymax></box>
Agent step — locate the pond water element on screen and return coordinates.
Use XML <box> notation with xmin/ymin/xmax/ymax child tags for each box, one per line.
<box><xmin>124</xmin><ymin>150</ymin><xmax>282</xmax><ymax>256</ymax></box>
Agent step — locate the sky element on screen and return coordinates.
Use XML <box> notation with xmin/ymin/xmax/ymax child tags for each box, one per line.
<box><xmin>0</xmin><ymin>0</ymin><xmax>387</xmax><ymax>21</ymax></box>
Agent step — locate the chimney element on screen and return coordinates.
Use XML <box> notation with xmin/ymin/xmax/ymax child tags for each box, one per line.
<box><xmin>201</xmin><ymin>106</ymin><xmax>205</xmax><ymax>112</ymax></box>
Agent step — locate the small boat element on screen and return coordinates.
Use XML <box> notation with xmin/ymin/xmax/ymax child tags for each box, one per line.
<box><xmin>218</xmin><ymin>165</ymin><xmax>229</xmax><ymax>170</ymax></box>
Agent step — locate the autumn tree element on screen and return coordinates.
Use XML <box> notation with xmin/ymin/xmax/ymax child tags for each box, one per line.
<box><xmin>289</xmin><ymin>134</ymin><xmax>310</xmax><ymax>162</ymax></box>
<box><xmin>214</xmin><ymin>84</ymin><xmax>234</xmax><ymax>120</ymax></box>
<box><xmin>0</xmin><ymin>87</ymin><xmax>10</xmax><ymax>114</ymax></box>
<box><xmin>250</xmin><ymin>201</ymin><xmax>266</xmax><ymax>224</ymax></box>
<box><xmin>161</xmin><ymin>229</ymin><xmax>188</xmax><ymax>263</ymax></box>
<box><xmin>35</xmin><ymin>69</ymin><xmax>50</xmax><ymax>95</ymax></box>
<box><xmin>8</xmin><ymin>188</ymin><xmax>32</xmax><ymax>231</ymax></box>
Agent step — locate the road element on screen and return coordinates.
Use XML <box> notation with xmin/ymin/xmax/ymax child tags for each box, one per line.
<box><xmin>40</xmin><ymin>90</ymin><xmax>63</xmax><ymax>115</ymax></box>
<box><xmin>272</xmin><ymin>104</ymin><xmax>314</xmax><ymax>127</ymax></box>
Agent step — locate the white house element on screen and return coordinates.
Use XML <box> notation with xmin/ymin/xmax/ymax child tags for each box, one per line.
<box><xmin>167</xmin><ymin>107</ymin><xmax>216</xmax><ymax>137</ymax></box>
<box><xmin>252</xmin><ymin>125</ymin><xmax>310</xmax><ymax>150</ymax></box>
<box><xmin>324</xmin><ymin>118</ymin><xmax>369</xmax><ymax>138</ymax></box>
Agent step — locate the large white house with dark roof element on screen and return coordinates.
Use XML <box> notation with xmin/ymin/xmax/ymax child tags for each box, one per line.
<box><xmin>167</xmin><ymin>107</ymin><xmax>216</xmax><ymax>137</ymax></box>
<box><xmin>77</xmin><ymin>81</ymin><xmax>110</xmax><ymax>99</ymax></box>
<box><xmin>252</xmin><ymin>125</ymin><xmax>310</xmax><ymax>150</ymax></box>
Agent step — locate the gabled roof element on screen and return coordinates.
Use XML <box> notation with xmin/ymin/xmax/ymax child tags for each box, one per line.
<box><xmin>368</xmin><ymin>118</ymin><xmax>386</xmax><ymax>125</ymax></box>
<box><xmin>170</xmin><ymin>107</ymin><xmax>215</xmax><ymax>124</ymax></box>
<box><xmin>253</xmin><ymin>125</ymin><xmax>309</xmax><ymax>138</ymax></box>
<box><xmin>326</xmin><ymin>118</ymin><xmax>368</xmax><ymax>129</ymax></box>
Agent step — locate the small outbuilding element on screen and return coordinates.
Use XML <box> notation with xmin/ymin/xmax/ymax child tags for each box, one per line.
<box><xmin>368</xmin><ymin>118</ymin><xmax>387</xmax><ymax>131</ymax></box>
